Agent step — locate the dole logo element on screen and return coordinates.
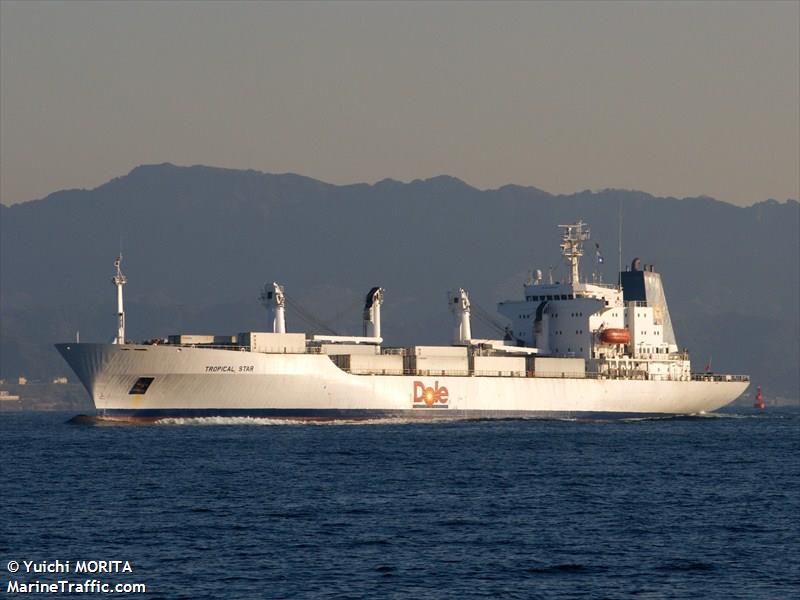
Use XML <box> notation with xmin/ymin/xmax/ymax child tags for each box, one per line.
<box><xmin>413</xmin><ymin>380</ymin><xmax>449</xmax><ymax>407</ymax></box>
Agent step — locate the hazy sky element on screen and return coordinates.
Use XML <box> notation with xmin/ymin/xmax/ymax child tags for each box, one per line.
<box><xmin>1</xmin><ymin>1</ymin><xmax>798</xmax><ymax>206</ymax></box>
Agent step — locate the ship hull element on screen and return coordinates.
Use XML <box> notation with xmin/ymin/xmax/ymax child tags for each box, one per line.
<box><xmin>56</xmin><ymin>343</ymin><xmax>749</xmax><ymax>420</ymax></box>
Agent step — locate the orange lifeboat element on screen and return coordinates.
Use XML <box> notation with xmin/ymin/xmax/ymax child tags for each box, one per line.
<box><xmin>599</xmin><ymin>328</ymin><xmax>631</xmax><ymax>345</ymax></box>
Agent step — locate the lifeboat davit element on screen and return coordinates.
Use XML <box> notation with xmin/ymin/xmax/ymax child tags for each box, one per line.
<box><xmin>599</xmin><ymin>328</ymin><xmax>631</xmax><ymax>345</ymax></box>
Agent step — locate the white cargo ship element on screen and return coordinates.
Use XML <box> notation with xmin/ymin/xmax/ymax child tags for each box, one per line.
<box><xmin>56</xmin><ymin>222</ymin><xmax>748</xmax><ymax>420</ymax></box>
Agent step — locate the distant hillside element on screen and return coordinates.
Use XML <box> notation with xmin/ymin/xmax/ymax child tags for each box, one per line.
<box><xmin>1</xmin><ymin>163</ymin><xmax>798</xmax><ymax>401</ymax></box>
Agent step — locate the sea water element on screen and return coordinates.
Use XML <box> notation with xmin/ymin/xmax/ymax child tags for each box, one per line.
<box><xmin>1</xmin><ymin>409</ymin><xmax>798</xmax><ymax>599</ymax></box>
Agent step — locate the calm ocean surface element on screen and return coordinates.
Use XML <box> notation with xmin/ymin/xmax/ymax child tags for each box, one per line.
<box><xmin>1</xmin><ymin>409</ymin><xmax>798</xmax><ymax>599</ymax></box>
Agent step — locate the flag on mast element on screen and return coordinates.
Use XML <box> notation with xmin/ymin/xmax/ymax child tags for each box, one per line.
<box><xmin>595</xmin><ymin>243</ymin><xmax>604</xmax><ymax>264</ymax></box>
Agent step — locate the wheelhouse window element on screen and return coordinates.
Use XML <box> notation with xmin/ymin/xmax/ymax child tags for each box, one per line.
<box><xmin>129</xmin><ymin>377</ymin><xmax>154</xmax><ymax>395</ymax></box>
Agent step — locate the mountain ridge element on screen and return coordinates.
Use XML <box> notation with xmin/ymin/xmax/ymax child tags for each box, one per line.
<box><xmin>6</xmin><ymin>162</ymin><xmax>797</xmax><ymax>208</ymax></box>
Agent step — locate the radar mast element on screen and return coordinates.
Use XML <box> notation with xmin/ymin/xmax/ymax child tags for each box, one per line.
<box><xmin>559</xmin><ymin>221</ymin><xmax>590</xmax><ymax>284</ymax></box>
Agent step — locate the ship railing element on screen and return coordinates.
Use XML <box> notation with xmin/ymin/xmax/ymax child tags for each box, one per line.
<box><xmin>596</xmin><ymin>352</ymin><xmax>689</xmax><ymax>362</ymax></box>
<box><xmin>160</xmin><ymin>343</ymin><xmax>251</xmax><ymax>351</ymax></box>
<box><xmin>373</xmin><ymin>369</ymin><xmax>654</xmax><ymax>380</ymax></box>
<box><xmin>472</xmin><ymin>370</ymin><xmax>527</xmax><ymax>377</ymax></box>
<box><xmin>345</xmin><ymin>368</ymin><xmax>526</xmax><ymax>377</ymax></box>
<box><xmin>402</xmin><ymin>369</ymin><xmax>471</xmax><ymax>377</ymax></box>
<box><xmin>157</xmin><ymin>342</ymin><xmax>324</xmax><ymax>354</ymax></box>
<box><xmin>690</xmin><ymin>373</ymin><xmax>750</xmax><ymax>382</ymax></box>
<box><xmin>527</xmin><ymin>371</ymin><xmax>589</xmax><ymax>379</ymax></box>
<box><xmin>380</xmin><ymin>348</ymin><xmax>405</xmax><ymax>356</ymax></box>
<box><xmin>344</xmin><ymin>368</ymin><xmax>610</xmax><ymax>379</ymax></box>
<box><xmin>583</xmin><ymin>282</ymin><xmax>620</xmax><ymax>290</ymax></box>
<box><xmin>337</xmin><ymin>366</ymin><xmax>740</xmax><ymax>382</ymax></box>
<box><xmin>629</xmin><ymin>352</ymin><xmax>690</xmax><ymax>361</ymax></box>
<box><xmin>345</xmin><ymin>368</ymin><xmax>406</xmax><ymax>376</ymax></box>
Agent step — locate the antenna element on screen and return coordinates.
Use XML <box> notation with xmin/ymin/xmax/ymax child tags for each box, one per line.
<box><xmin>618</xmin><ymin>199</ymin><xmax>623</xmax><ymax>289</ymax></box>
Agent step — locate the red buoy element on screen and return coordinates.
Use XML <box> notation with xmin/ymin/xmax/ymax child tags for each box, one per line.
<box><xmin>754</xmin><ymin>386</ymin><xmax>765</xmax><ymax>410</ymax></box>
<box><xmin>599</xmin><ymin>328</ymin><xmax>631</xmax><ymax>345</ymax></box>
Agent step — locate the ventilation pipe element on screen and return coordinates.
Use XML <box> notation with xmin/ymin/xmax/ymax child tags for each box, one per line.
<box><xmin>448</xmin><ymin>288</ymin><xmax>472</xmax><ymax>345</ymax></box>
<box><xmin>363</xmin><ymin>287</ymin><xmax>384</xmax><ymax>338</ymax></box>
<box><xmin>260</xmin><ymin>282</ymin><xmax>286</xmax><ymax>333</ymax></box>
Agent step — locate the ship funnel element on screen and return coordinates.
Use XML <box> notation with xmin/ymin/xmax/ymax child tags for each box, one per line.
<box><xmin>448</xmin><ymin>288</ymin><xmax>472</xmax><ymax>345</ymax></box>
<box><xmin>363</xmin><ymin>287</ymin><xmax>384</xmax><ymax>338</ymax></box>
<box><xmin>260</xmin><ymin>282</ymin><xmax>286</xmax><ymax>333</ymax></box>
<box><xmin>111</xmin><ymin>256</ymin><xmax>127</xmax><ymax>344</ymax></box>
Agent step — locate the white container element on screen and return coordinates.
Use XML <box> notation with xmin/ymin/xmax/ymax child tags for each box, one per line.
<box><xmin>473</xmin><ymin>356</ymin><xmax>526</xmax><ymax>376</ymax></box>
<box><xmin>533</xmin><ymin>357</ymin><xmax>586</xmax><ymax>378</ymax></box>
<box><xmin>238</xmin><ymin>332</ymin><xmax>306</xmax><ymax>354</ymax></box>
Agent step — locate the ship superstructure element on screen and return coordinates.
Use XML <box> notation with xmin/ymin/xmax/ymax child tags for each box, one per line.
<box><xmin>498</xmin><ymin>222</ymin><xmax>688</xmax><ymax>382</ymax></box>
<box><xmin>56</xmin><ymin>222</ymin><xmax>749</xmax><ymax>420</ymax></box>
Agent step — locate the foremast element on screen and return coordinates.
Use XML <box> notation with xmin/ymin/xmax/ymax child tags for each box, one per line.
<box><xmin>112</xmin><ymin>256</ymin><xmax>127</xmax><ymax>344</ymax></box>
